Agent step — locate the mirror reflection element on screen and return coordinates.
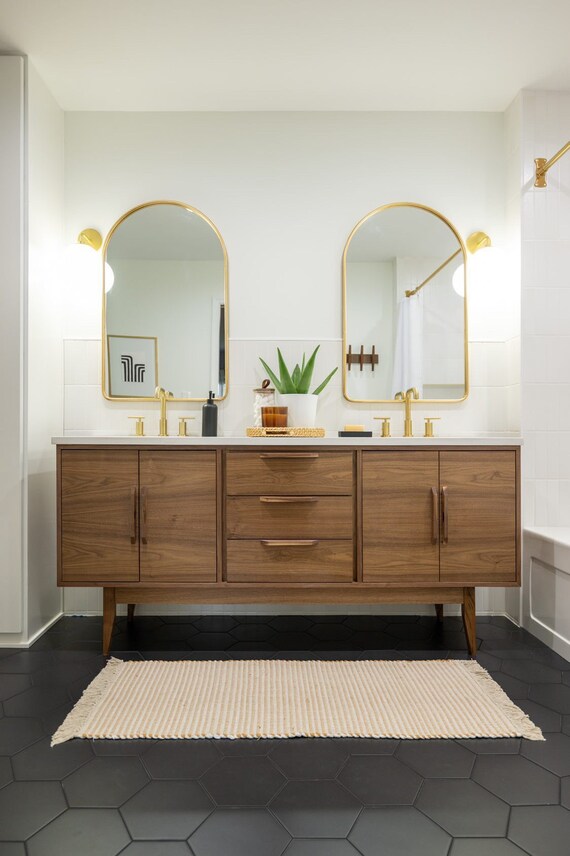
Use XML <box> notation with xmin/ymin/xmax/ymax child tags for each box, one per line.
<box><xmin>103</xmin><ymin>201</ymin><xmax>228</xmax><ymax>401</ymax></box>
<box><xmin>343</xmin><ymin>203</ymin><xmax>467</xmax><ymax>403</ymax></box>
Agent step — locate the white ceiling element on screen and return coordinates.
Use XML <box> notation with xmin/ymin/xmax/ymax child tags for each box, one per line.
<box><xmin>1</xmin><ymin>0</ymin><xmax>569</xmax><ymax>112</ymax></box>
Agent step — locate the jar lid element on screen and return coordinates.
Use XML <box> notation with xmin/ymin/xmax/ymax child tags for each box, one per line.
<box><xmin>253</xmin><ymin>378</ymin><xmax>274</xmax><ymax>393</ymax></box>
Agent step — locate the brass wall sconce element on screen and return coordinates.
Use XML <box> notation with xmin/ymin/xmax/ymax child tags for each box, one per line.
<box><xmin>535</xmin><ymin>141</ymin><xmax>570</xmax><ymax>187</ymax></box>
<box><xmin>77</xmin><ymin>228</ymin><xmax>103</xmax><ymax>250</ymax></box>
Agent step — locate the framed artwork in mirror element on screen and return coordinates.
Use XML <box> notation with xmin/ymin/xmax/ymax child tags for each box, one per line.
<box><xmin>107</xmin><ymin>334</ymin><xmax>158</xmax><ymax>398</ymax></box>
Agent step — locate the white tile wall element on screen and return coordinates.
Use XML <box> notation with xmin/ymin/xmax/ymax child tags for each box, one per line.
<box><xmin>520</xmin><ymin>91</ymin><xmax>570</xmax><ymax>533</ymax></box>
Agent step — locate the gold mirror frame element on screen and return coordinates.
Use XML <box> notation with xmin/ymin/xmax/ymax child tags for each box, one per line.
<box><xmin>102</xmin><ymin>200</ymin><xmax>229</xmax><ymax>402</ymax></box>
<box><xmin>342</xmin><ymin>201</ymin><xmax>468</xmax><ymax>404</ymax></box>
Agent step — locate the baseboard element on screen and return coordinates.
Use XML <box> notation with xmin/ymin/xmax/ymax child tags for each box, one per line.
<box><xmin>0</xmin><ymin>611</ymin><xmax>64</xmax><ymax>649</ymax></box>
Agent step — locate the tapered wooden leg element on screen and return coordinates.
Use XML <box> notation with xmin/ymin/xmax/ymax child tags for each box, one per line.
<box><xmin>103</xmin><ymin>588</ymin><xmax>116</xmax><ymax>656</ymax></box>
<box><xmin>435</xmin><ymin>604</ymin><xmax>444</xmax><ymax>623</ymax></box>
<box><xmin>462</xmin><ymin>587</ymin><xmax>476</xmax><ymax>657</ymax></box>
<box><xmin>127</xmin><ymin>604</ymin><xmax>135</xmax><ymax>624</ymax></box>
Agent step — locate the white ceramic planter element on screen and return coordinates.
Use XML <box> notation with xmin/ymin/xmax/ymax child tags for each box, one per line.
<box><xmin>277</xmin><ymin>393</ymin><xmax>318</xmax><ymax>427</ymax></box>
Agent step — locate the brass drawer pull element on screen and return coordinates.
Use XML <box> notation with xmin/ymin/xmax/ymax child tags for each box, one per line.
<box><xmin>441</xmin><ymin>484</ymin><xmax>449</xmax><ymax>544</ymax></box>
<box><xmin>260</xmin><ymin>496</ymin><xmax>319</xmax><ymax>504</ymax></box>
<box><xmin>259</xmin><ymin>453</ymin><xmax>320</xmax><ymax>459</ymax></box>
<box><xmin>140</xmin><ymin>487</ymin><xmax>148</xmax><ymax>545</ymax></box>
<box><xmin>261</xmin><ymin>539</ymin><xmax>319</xmax><ymax>547</ymax></box>
<box><xmin>431</xmin><ymin>486</ymin><xmax>438</xmax><ymax>544</ymax></box>
<box><xmin>130</xmin><ymin>487</ymin><xmax>137</xmax><ymax>544</ymax></box>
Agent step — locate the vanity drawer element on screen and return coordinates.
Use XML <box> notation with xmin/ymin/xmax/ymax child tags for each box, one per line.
<box><xmin>226</xmin><ymin>495</ymin><xmax>353</xmax><ymax>539</ymax></box>
<box><xmin>226</xmin><ymin>539</ymin><xmax>354</xmax><ymax>582</ymax></box>
<box><xmin>225</xmin><ymin>451</ymin><xmax>353</xmax><ymax>495</ymax></box>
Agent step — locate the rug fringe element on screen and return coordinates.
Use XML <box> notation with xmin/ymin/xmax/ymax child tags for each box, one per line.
<box><xmin>460</xmin><ymin>660</ymin><xmax>544</xmax><ymax>741</ymax></box>
<box><xmin>51</xmin><ymin>657</ymin><xmax>124</xmax><ymax>746</ymax></box>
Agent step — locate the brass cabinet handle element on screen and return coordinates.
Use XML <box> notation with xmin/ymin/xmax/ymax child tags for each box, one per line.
<box><xmin>259</xmin><ymin>453</ymin><xmax>320</xmax><ymax>459</ymax></box>
<box><xmin>130</xmin><ymin>487</ymin><xmax>137</xmax><ymax>544</ymax></box>
<box><xmin>431</xmin><ymin>487</ymin><xmax>439</xmax><ymax>544</ymax></box>
<box><xmin>441</xmin><ymin>485</ymin><xmax>449</xmax><ymax>544</ymax></box>
<box><xmin>260</xmin><ymin>496</ymin><xmax>319</xmax><ymax>504</ymax></box>
<box><xmin>261</xmin><ymin>539</ymin><xmax>319</xmax><ymax>546</ymax></box>
<box><xmin>140</xmin><ymin>487</ymin><xmax>148</xmax><ymax>545</ymax></box>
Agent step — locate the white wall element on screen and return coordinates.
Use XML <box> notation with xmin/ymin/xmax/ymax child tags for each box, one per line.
<box><xmin>26</xmin><ymin>63</ymin><xmax>64</xmax><ymax>639</ymax></box>
<box><xmin>61</xmin><ymin>110</ymin><xmax>517</xmax><ymax>617</ymax></box>
<box><xmin>519</xmin><ymin>91</ymin><xmax>570</xmax><ymax>528</ymax></box>
<box><xmin>0</xmin><ymin>56</ymin><xmax>25</xmax><ymax>637</ymax></box>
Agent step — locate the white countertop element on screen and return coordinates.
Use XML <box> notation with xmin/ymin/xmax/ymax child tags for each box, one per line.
<box><xmin>52</xmin><ymin>434</ymin><xmax>523</xmax><ymax>447</ymax></box>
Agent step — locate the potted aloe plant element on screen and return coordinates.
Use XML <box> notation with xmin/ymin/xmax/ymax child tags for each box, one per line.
<box><xmin>259</xmin><ymin>346</ymin><xmax>338</xmax><ymax>427</ymax></box>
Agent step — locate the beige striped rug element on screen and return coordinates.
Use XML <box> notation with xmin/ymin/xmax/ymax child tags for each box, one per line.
<box><xmin>51</xmin><ymin>658</ymin><xmax>543</xmax><ymax>745</ymax></box>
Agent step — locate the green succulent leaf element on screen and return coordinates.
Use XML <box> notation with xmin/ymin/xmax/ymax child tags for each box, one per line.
<box><xmin>312</xmin><ymin>366</ymin><xmax>338</xmax><ymax>395</ymax></box>
<box><xmin>292</xmin><ymin>364</ymin><xmax>302</xmax><ymax>389</ymax></box>
<box><xmin>277</xmin><ymin>348</ymin><xmax>296</xmax><ymax>393</ymax></box>
<box><xmin>297</xmin><ymin>345</ymin><xmax>320</xmax><ymax>393</ymax></box>
<box><xmin>259</xmin><ymin>357</ymin><xmax>285</xmax><ymax>394</ymax></box>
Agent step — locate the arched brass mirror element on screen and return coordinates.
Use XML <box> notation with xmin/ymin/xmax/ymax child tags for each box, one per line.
<box><xmin>102</xmin><ymin>200</ymin><xmax>228</xmax><ymax>401</ymax></box>
<box><xmin>342</xmin><ymin>202</ymin><xmax>468</xmax><ymax>403</ymax></box>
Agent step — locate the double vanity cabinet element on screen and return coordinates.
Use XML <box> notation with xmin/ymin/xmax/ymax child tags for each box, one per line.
<box><xmin>55</xmin><ymin>438</ymin><xmax>521</xmax><ymax>656</ymax></box>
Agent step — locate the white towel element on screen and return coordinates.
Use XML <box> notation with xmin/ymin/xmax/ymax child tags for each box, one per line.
<box><xmin>391</xmin><ymin>293</ymin><xmax>423</xmax><ymax>397</ymax></box>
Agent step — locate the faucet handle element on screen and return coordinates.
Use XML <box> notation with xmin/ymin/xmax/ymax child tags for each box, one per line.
<box><xmin>178</xmin><ymin>416</ymin><xmax>195</xmax><ymax>437</ymax></box>
<box><xmin>424</xmin><ymin>417</ymin><xmax>441</xmax><ymax>438</ymax></box>
<box><xmin>128</xmin><ymin>416</ymin><xmax>145</xmax><ymax>437</ymax></box>
<box><xmin>373</xmin><ymin>416</ymin><xmax>391</xmax><ymax>438</ymax></box>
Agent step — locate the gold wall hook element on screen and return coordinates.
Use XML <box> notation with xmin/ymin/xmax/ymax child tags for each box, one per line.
<box><xmin>534</xmin><ymin>141</ymin><xmax>570</xmax><ymax>187</ymax></box>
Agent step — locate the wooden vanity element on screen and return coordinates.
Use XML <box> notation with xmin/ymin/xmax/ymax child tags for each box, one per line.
<box><xmin>55</xmin><ymin>438</ymin><xmax>521</xmax><ymax>656</ymax></box>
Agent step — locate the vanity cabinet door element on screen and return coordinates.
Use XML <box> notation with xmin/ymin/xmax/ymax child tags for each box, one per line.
<box><xmin>439</xmin><ymin>451</ymin><xmax>517</xmax><ymax>584</ymax></box>
<box><xmin>60</xmin><ymin>450</ymin><xmax>140</xmax><ymax>583</ymax></box>
<box><xmin>362</xmin><ymin>451</ymin><xmax>440</xmax><ymax>583</ymax></box>
<box><xmin>139</xmin><ymin>451</ymin><xmax>217</xmax><ymax>582</ymax></box>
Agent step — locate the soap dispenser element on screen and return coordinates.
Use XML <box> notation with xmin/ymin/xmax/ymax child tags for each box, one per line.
<box><xmin>202</xmin><ymin>390</ymin><xmax>218</xmax><ymax>437</ymax></box>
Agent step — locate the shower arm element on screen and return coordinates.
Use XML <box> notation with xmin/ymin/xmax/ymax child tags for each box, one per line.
<box><xmin>535</xmin><ymin>141</ymin><xmax>570</xmax><ymax>188</ymax></box>
<box><xmin>405</xmin><ymin>248</ymin><xmax>462</xmax><ymax>298</ymax></box>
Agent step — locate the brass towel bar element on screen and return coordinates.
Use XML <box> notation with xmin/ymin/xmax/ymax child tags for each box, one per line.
<box><xmin>535</xmin><ymin>141</ymin><xmax>570</xmax><ymax>187</ymax></box>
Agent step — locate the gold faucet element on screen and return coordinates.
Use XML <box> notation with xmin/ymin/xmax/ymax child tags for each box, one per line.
<box><xmin>395</xmin><ymin>387</ymin><xmax>419</xmax><ymax>437</ymax></box>
<box><xmin>155</xmin><ymin>386</ymin><xmax>173</xmax><ymax>437</ymax></box>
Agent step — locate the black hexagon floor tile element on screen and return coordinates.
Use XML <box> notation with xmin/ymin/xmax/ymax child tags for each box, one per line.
<box><xmin>0</xmin><ymin>756</ymin><xmax>12</xmax><ymax>789</ymax></box>
<box><xmin>508</xmin><ymin>805</ymin><xmax>570</xmax><ymax>856</ymax></box>
<box><xmin>214</xmin><ymin>738</ymin><xmax>281</xmax><ymax>756</ymax></box>
<box><xmin>0</xmin><ymin>718</ymin><xmax>44</xmax><ymax>756</ymax></box>
<box><xmin>201</xmin><ymin>756</ymin><xmax>286</xmax><ymax>805</ymax></box>
<box><xmin>283</xmin><ymin>840</ymin><xmax>361</xmax><ymax>855</ymax></box>
<box><xmin>188</xmin><ymin>633</ymin><xmax>235</xmax><ymax>651</ymax></box>
<box><xmin>0</xmin><ymin>844</ymin><xmax>26</xmax><ymax>855</ymax></box>
<box><xmin>0</xmin><ymin>652</ymin><xmax>54</xmax><ymax>673</ymax></box>
<box><xmin>0</xmin><ymin>780</ymin><xmax>66</xmax><ymax>840</ymax></box>
<box><xmin>338</xmin><ymin>755</ymin><xmax>421</xmax><ymax>805</ymax></box>
<box><xmin>0</xmin><ymin>674</ymin><xmax>31</xmax><ymax>702</ymax></box>
<box><xmin>142</xmin><ymin>740</ymin><xmax>220</xmax><ymax>779</ymax></box>
<box><xmin>529</xmin><ymin>683</ymin><xmax>570</xmax><ymax>714</ymax></box>
<box><xmin>415</xmin><ymin>779</ymin><xmax>510</xmax><ymax>837</ymax></box>
<box><xmin>2</xmin><ymin>685</ymin><xmax>70</xmax><ymax>718</ymax></box>
<box><xmin>12</xmin><ymin>735</ymin><xmax>93</xmax><ymax>780</ymax></box>
<box><xmin>471</xmin><ymin>754</ymin><xmax>559</xmax><ymax>805</ymax></box>
<box><xmin>395</xmin><ymin>740</ymin><xmax>475</xmax><ymax>778</ymax></box>
<box><xmin>449</xmin><ymin>839</ymin><xmax>531</xmax><ymax>855</ymax></box>
<box><xmin>192</xmin><ymin>617</ymin><xmax>237</xmax><ymax>633</ymax></box>
<box><xmin>520</xmin><ymin>731</ymin><xmax>570</xmax><ymax>776</ymax></box>
<box><xmin>456</xmin><ymin>738</ymin><xmax>521</xmax><ymax>755</ymax></box>
<box><xmin>516</xmin><ymin>700</ymin><xmax>562</xmax><ymax>733</ymax></box>
<box><xmin>488</xmin><ymin>672</ymin><xmax>529</xmax><ymax>700</ymax></box>
<box><xmin>349</xmin><ymin>806</ymin><xmax>451</xmax><ymax>856</ymax></box>
<box><xmin>189</xmin><ymin>808</ymin><xmax>290</xmax><ymax>856</ymax></box>
<box><xmin>26</xmin><ymin>808</ymin><xmax>131</xmax><ymax>856</ymax></box>
<box><xmin>562</xmin><ymin>777</ymin><xmax>570</xmax><ymax>810</ymax></box>
<box><xmin>501</xmin><ymin>659</ymin><xmax>562</xmax><ymax>684</ymax></box>
<box><xmin>91</xmin><ymin>739</ymin><xmax>156</xmax><ymax>756</ymax></box>
<box><xmin>269</xmin><ymin>739</ymin><xmax>349</xmax><ymax>779</ymax></box>
<box><xmin>121</xmin><ymin>780</ymin><xmax>213</xmax><ymax>839</ymax></box>
<box><xmin>63</xmin><ymin>756</ymin><xmax>150</xmax><ymax>807</ymax></box>
<box><xmin>230</xmin><ymin>624</ymin><xmax>275</xmax><ymax>642</ymax></box>
<box><xmin>119</xmin><ymin>844</ymin><xmax>193</xmax><ymax>856</ymax></box>
<box><xmin>270</xmin><ymin>780</ymin><xmax>361</xmax><ymax>837</ymax></box>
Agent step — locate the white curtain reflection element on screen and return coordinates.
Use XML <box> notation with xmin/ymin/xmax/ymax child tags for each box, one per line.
<box><xmin>391</xmin><ymin>292</ymin><xmax>424</xmax><ymax>397</ymax></box>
